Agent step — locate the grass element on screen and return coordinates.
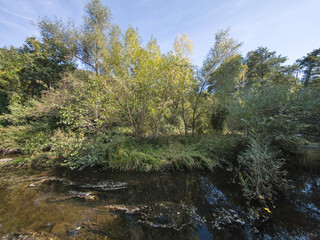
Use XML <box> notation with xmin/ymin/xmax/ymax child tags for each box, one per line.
<box><xmin>0</xmin><ymin>125</ymin><xmax>51</xmax><ymax>154</ymax></box>
<box><xmin>0</xmin><ymin>123</ymin><xmax>243</xmax><ymax>172</ymax></box>
<box><xmin>98</xmin><ymin>134</ymin><xmax>243</xmax><ymax>172</ymax></box>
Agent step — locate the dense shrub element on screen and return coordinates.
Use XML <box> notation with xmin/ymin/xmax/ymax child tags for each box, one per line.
<box><xmin>210</xmin><ymin>106</ymin><xmax>228</xmax><ymax>133</ymax></box>
<box><xmin>237</xmin><ymin>137</ymin><xmax>287</xmax><ymax>201</ymax></box>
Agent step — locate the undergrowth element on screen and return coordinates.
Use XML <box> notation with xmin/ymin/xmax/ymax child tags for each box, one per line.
<box><xmin>0</xmin><ymin>124</ymin><xmax>243</xmax><ymax>172</ymax></box>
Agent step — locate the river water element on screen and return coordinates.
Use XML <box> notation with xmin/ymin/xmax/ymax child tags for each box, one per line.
<box><xmin>0</xmin><ymin>157</ymin><xmax>319</xmax><ymax>239</ymax></box>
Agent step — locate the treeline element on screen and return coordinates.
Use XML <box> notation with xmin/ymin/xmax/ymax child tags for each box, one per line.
<box><xmin>0</xmin><ymin>0</ymin><xmax>319</xmax><ymax>203</ymax></box>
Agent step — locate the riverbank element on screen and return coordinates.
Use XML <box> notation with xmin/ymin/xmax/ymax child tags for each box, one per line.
<box><xmin>0</xmin><ymin>133</ymin><xmax>243</xmax><ymax>171</ymax></box>
<box><xmin>2</xmin><ymin>131</ymin><xmax>320</xmax><ymax>205</ymax></box>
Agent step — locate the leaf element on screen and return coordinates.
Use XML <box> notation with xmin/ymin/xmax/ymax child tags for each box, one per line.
<box><xmin>264</xmin><ymin>207</ymin><xmax>271</xmax><ymax>213</ymax></box>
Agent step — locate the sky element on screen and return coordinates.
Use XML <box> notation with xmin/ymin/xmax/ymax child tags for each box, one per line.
<box><xmin>0</xmin><ymin>0</ymin><xmax>319</xmax><ymax>67</ymax></box>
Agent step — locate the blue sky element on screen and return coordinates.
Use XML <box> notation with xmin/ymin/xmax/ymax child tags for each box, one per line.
<box><xmin>0</xmin><ymin>0</ymin><xmax>319</xmax><ymax>67</ymax></box>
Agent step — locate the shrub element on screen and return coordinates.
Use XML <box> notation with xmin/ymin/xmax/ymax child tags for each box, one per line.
<box><xmin>48</xmin><ymin>129</ymin><xmax>104</xmax><ymax>170</ymax></box>
<box><xmin>237</xmin><ymin>137</ymin><xmax>287</xmax><ymax>201</ymax></box>
<box><xmin>210</xmin><ymin>106</ymin><xmax>228</xmax><ymax>133</ymax></box>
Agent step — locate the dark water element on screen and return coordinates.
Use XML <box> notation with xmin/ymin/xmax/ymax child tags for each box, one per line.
<box><xmin>0</xmin><ymin>158</ymin><xmax>319</xmax><ymax>239</ymax></box>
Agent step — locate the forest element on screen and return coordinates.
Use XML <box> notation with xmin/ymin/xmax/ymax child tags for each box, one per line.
<box><xmin>0</xmin><ymin>0</ymin><xmax>319</xmax><ymax>204</ymax></box>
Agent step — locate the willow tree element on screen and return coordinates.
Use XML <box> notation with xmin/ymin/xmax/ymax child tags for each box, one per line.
<box><xmin>203</xmin><ymin>28</ymin><xmax>242</xmax><ymax>78</ymax></box>
<box><xmin>202</xmin><ymin>28</ymin><xmax>243</xmax><ymax>131</ymax></box>
<box><xmin>203</xmin><ymin>28</ymin><xmax>243</xmax><ymax>99</ymax></box>
<box><xmin>209</xmin><ymin>55</ymin><xmax>247</xmax><ymax>100</ymax></box>
<box><xmin>173</xmin><ymin>33</ymin><xmax>194</xmax><ymax>135</ymax></box>
<box><xmin>38</xmin><ymin>0</ymin><xmax>112</xmax><ymax>75</ymax></box>
<box><xmin>78</xmin><ymin>0</ymin><xmax>112</xmax><ymax>75</ymax></box>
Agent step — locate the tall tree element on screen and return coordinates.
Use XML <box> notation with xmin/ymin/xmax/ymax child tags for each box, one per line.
<box><xmin>298</xmin><ymin>48</ymin><xmax>320</xmax><ymax>86</ymax></box>
<box><xmin>209</xmin><ymin>55</ymin><xmax>247</xmax><ymax>100</ymax></box>
<box><xmin>38</xmin><ymin>0</ymin><xmax>112</xmax><ymax>75</ymax></box>
<box><xmin>203</xmin><ymin>28</ymin><xmax>243</xmax><ymax>98</ymax></box>
<box><xmin>189</xmin><ymin>69</ymin><xmax>212</xmax><ymax>136</ymax></box>
<box><xmin>245</xmin><ymin>47</ymin><xmax>287</xmax><ymax>89</ymax></box>
<box><xmin>0</xmin><ymin>38</ymin><xmax>74</xmax><ymax>112</ymax></box>
<box><xmin>0</xmin><ymin>47</ymin><xmax>23</xmax><ymax>112</ymax></box>
<box><xmin>202</xmin><ymin>28</ymin><xmax>243</xmax><ymax>132</ymax></box>
<box><xmin>19</xmin><ymin>37</ymin><xmax>75</xmax><ymax>92</ymax></box>
<box><xmin>173</xmin><ymin>33</ymin><xmax>194</xmax><ymax>135</ymax></box>
<box><xmin>78</xmin><ymin>0</ymin><xmax>112</xmax><ymax>75</ymax></box>
<box><xmin>203</xmin><ymin>28</ymin><xmax>242</xmax><ymax>78</ymax></box>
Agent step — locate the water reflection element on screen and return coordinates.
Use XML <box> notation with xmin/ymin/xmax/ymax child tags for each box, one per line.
<box><xmin>0</xmin><ymin>165</ymin><xmax>319</xmax><ymax>239</ymax></box>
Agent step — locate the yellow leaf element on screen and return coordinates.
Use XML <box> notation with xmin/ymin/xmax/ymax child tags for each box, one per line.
<box><xmin>77</xmin><ymin>226</ymin><xmax>81</xmax><ymax>230</ymax></box>
<box><xmin>259</xmin><ymin>195</ymin><xmax>264</xmax><ymax>200</ymax></box>
<box><xmin>264</xmin><ymin>207</ymin><xmax>271</xmax><ymax>213</ymax></box>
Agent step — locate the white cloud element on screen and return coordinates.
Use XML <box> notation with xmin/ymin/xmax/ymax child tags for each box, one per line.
<box><xmin>0</xmin><ymin>6</ymin><xmax>36</xmax><ymax>23</ymax></box>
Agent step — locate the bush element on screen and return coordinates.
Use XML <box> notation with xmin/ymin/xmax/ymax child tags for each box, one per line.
<box><xmin>210</xmin><ymin>106</ymin><xmax>228</xmax><ymax>133</ymax></box>
<box><xmin>237</xmin><ymin>137</ymin><xmax>287</xmax><ymax>201</ymax></box>
<box><xmin>227</xmin><ymin>85</ymin><xmax>300</xmax><ymax>150</ymax></box>
<box><xmin>197</xmin><ymin>134</ymin><xmax>244</xmax><ymax>164</ymax></box>
<box><xmin>225</xmin><ymin>85</ymin><xmax>298</xmax><ymax>201</ymax></box>
<box><xmin>48</xmin><ymin>129</ymin><xmax>105</xmax><ymax>170</ymax></box>
<box><xmin>0</xmin><ymin>125</ymin><xmax>50</xmax><ymax>154</ymax></box>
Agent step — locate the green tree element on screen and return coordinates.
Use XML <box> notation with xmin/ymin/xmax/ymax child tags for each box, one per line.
<box><xmin>209</xmin><ymin>55</ymin><xmax>247</xmax><ymax>101</ymax></box>
<box><xmin>19</xmin><ymin>37</ymin><xmax>75</xmax><ymax>93</ymax></box>
<box><xmin>203</xmin><ymin>28</ymin><xmax>243</xmax><ymax>100</ymax></box>
<box><xmin>78</xmin><ymin>0</ymin><xmax>112</xmax><ymax>75</ymax></box>
<box><xmin>202</xmin><ymin>28</ymin><xmax>243</xmax><ymax>132</ymax></box>
<box><xmin>245</xmin><ymin>47</ymin><xmax>287</xmax><ymax>89</ymax></box>
<box><xmin>0</xmin><ymin>47</ymin><xmax>23</xmax><ymax>112</ymax></box>
<box><xmin>0</xmin><ymin>38</ymin><xmax>74</xmax><ymax>112</ymax></box>
<box><xmin>298</xmin><ymin>48</ymin><xmax>320</xmax><ymax>86</ymax></box>
<box><xmin>203</xmin><ymin>28</ymin><xmax>242</xmax><ymax>80</ymax></box>
<box><xmin>38</xmin><ymin>0</ymin><xmax>112</xmax><ymax>75</ymax></box>
<box><xmin>189</xmin><ymin>69</ymin><xmax>212</xmax><ymax>136</ymax></box>
<box><xmin>173</xmin><ymin>33</ymin><xmax>194</xmax><ymax>135</ymax></box>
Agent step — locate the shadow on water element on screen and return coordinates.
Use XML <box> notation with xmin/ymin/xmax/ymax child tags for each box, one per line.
<box><xmin>0</xmin><ymin>154</ymin><xmax>320</xmax><ymax>239</ymax></box>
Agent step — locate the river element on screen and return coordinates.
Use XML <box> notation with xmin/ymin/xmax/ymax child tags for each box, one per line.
<box><xmin>0</xmin><ymin>155</ymin><xmax>319</xmax><ymax>239</ymax></box>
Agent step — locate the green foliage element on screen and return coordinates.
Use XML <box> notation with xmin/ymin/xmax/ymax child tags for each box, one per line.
<box><xmin>208</xmin><ymin>55</ymin><xmax>247</xmax><ymax>97</ymax></box>
<box><xmin>42</xmin><ymin>132</ymin><xmax>221</xmax><ymax>171</ymax></box>
<box><xmin>0</xmin><ymin>37</ymin><xmax>75</xmax><ymax>113</ymax></box>
<box><xmin>1</xmin><ymin>0</ymin><xmax>319</xmax><ymax>206</ymax></box>
<box><xmin>203</xmin><ymin>28</ymin><xmax>243</xmax><ymax>98</ymax></box>
<box><xmin>225</xmin><ymin>84</ymin><xmax>320</xmax><ymax>201</ymax></box>
<box><xmin>0</xmin><ymin>47</ymin><xmax>24</xmax><ymax>111</ymax></box>
<box><xmin>0</xmin><ymin>125</ymin><xmax>50</xmax><ymax>155</ymax></box>
<box><xmin>203</xmin><ymin>27</ymin><xmax>242</xmax><ymax>76</ymax></box>
<box><xmin>103</xmin><ymin>135</ymin><xmax>220</xmax><ymax>171</ymax></box>
<box><xmin>225</xmin><ymin>85</ymin><xmax>296</xmax><ymax>200</ymax></box>
<box><xmin>237</xmin><ymin>137</ymin><xmax>287</xmax><ymax>201</ymax></box>
<box><xmin>227</xmin><ymin>85</ymin><xmax>299</xmax><ymax>146</ymax></box>
<box><xmin>19</xmin><ymin>37</ymin><xmax>75</xmax><ymax>92</ymax></box>
<box><xmin>293</xmin><ymin>85</ymin><xmax>320</xmax><ymax>138</ymax></box>
<box><xmin>210</xmin><ymin>106</ymin><xmax>228</xmax><ymax>133</ymax></box>
<box><xmin>0</xmin><ymin>91</ymin><xmax>9</xmax><ymax>114</ymax></box>
<box><xmin>297</xmin><ymin>48</ymin><xmax>320</xmax><ymax>86</ymax></box>
<box><xmin>196</xmin><ymin>134</ymin><xmax>243</xmax><ymax>163</ymax></box>
<box><xmin>48</xmin><ymin>129</ymin><xmax>103</xmax><ymax>170</ymax></box>
<box><xmin>245</xmin><ymin>46</ymin><xmax>297</xmax><ymax>88</ymax></box>
<box><xmin>58</xmin><ymin>74</ymin><xmax>116</xmax><ymax>131</ymax></box>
